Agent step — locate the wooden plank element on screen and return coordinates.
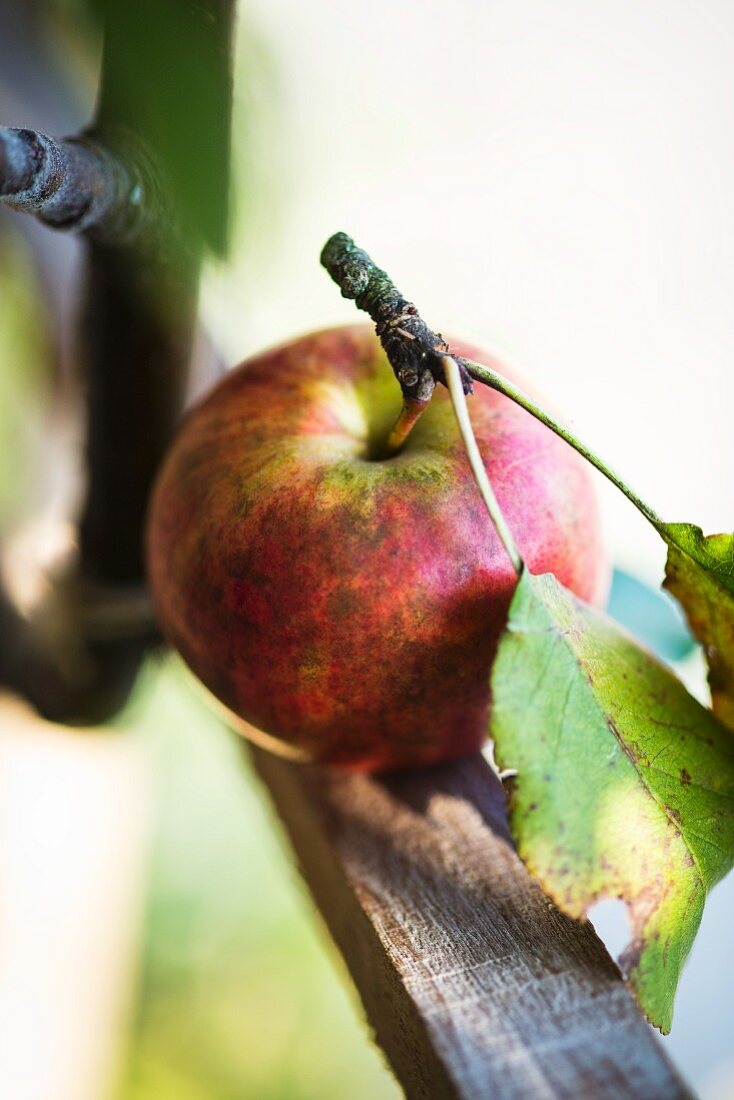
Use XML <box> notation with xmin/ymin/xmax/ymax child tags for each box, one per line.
<box><xmin>249</xmin><ymin>746</ymin><xmax>693</xmax><ymax>1100</ymax></box>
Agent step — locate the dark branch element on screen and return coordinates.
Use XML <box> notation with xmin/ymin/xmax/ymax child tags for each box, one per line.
<box><xmin>0</xmin><ymin>125</ymin><xmax>164</xmax><ymax>245</ymax></box>
<box><xmin>321</xmin><ymin>231</ymin><xmax>473</xmax><ymax>407</ymax></box>
<box><xmin>78</xmin><ymin>244</ymin><xmax>198</xmax><ymax>584</ymax></box>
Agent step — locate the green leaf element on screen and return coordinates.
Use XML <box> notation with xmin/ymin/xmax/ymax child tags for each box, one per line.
<box><xmin>92</xmin><ymin>0</ymin><xmax>234</xmax><ymax>255</ymax></box>
<box><xmin>660</xmin><ymin>523</ymin><xmax>734</xmax><ymax>732</ymax></box>
<box><xmin>490</xmin><ymin>570</ymin><xmax>734</xmax><ymax>1032</ymax></box>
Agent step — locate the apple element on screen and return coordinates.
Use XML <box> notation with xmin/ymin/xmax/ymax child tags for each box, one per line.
<box><xmin>146</xmin><ymin>324</ymin><xmax>607</xmax><ymax>771</ymax></box>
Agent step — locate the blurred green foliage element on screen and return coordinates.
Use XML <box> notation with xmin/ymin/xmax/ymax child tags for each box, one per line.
<box><xmin>89</xmin><ymin>0</ymin><xmax>234</xmax><ymax>255</ymax></box>
<box><xmin>0</xmin><ymin>226</ymin><xmax>51</xmax><ymax>526</ymax></box>
<box><xmin>117</xmin><ymin>657</ymin><xmax>400</xmax><ymax>1100</ymax></box>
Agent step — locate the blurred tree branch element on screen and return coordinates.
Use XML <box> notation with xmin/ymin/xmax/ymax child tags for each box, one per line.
<box><xmin>0</xmin><ymin>0</ymin><xmax>235</xmax><ymax>721</ymax></box>
<box><xmin>0</xmin><ymin>125</ymin><xmax>167</xmax><ymax>242</ymax></box>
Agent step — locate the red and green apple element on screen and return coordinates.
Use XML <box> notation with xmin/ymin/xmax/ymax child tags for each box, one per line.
<box><xmin>146</xmin><ymin>325</ymin><xmax>607</xmax><ymax>771</ymax></box>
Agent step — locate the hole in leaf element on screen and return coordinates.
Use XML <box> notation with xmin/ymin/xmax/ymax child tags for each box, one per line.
<box><xmin>588</xmin><ymin>898</ymin><xmax>632</xmax><ymax>968</ymax></box>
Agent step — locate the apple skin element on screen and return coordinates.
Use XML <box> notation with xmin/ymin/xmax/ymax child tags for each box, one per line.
<box><xmin>147</xmin><ymin>324</ymin><xmax>608</xmax><ymax>771</ymax></box>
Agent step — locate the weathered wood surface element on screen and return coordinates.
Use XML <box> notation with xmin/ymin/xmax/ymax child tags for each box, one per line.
<box><xmin>250</xmin><ymin>747</ymin><xmax>693</xmax><ymax>1100</ymax></box>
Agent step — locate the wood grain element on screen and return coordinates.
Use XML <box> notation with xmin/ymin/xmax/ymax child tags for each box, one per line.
<box><xmin>250</xmin><ymin>746</ymin><xmax>693</xmax><ymax>1100</ymax></box>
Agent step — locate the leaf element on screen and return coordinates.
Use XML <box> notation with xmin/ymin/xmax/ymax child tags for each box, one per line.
<box><xmin>660</xmin><ymin>523</ymin><xmax>734</xmax><ymax>731</ymax></box>
<box><xmin>490</xmin><ymin>570</ymin><xmax>734</xmax><ymax>1032</ymax></box>
<box><xmin>93</xmin><ymin>0</ymin><xmax>234</xmax><ymax>254</ymax></box>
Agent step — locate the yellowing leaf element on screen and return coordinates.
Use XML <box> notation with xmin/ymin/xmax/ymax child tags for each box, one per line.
<box><xmin>490</xmin><ymin>570</ymin><xmax>734</xmax><ymax>1032</ymax></box>
<box><xmin>660</xmin><ymin>524</ymin><xmax>734</xmax><ymax>731</ymax></box>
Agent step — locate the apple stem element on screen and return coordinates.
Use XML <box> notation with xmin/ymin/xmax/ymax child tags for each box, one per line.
<box><xmin>321</xmin><ymin>233</ymin><xmax>665</xmax><ymax>536</ymax></box>
<box><xmin>321</xmin><ymin>232</ymin><xmax>474</xmax><ymax>410</ymax></box>
<box><xmin>386</xmin><ymin>397</ymin><xmax>430</xmax><ymax>454</ymax></box>
<box><xmin>443</xmin><ymin>356</ymin><xmax>524</xmax><ymax>575</ymax></box>
<box><xmin>460</xmin><ymin>357</ymin><xmax>664</xmax><ymax>531</ymax></box>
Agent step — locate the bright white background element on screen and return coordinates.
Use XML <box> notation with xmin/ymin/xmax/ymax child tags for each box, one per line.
<box><xmin>202</xmin><ymin>1</ymin><xmax>734</xmax><ymax>1095</ymax></box>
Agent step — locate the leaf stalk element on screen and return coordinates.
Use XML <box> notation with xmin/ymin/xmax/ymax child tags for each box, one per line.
<box><xmin>461</xmin><ymin>357</ymin><xmax>663</xmax><ymax>530</ymax></box>
<box><xmin>443</xmin><ymin>356</ymin><xmax>524</xmax><ymax>575</ymax></box>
